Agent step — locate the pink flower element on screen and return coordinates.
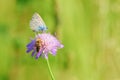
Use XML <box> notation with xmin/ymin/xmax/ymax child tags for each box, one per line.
<box><xmin>26</xmin><ymin>33</ymin><xmax>64</xmax><ymax>59</ymax></box>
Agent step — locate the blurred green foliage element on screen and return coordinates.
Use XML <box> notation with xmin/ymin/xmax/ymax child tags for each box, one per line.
<box><xmin>0</xmin><ymin>0</ymin><xmax>120</xmax><ymax>80</ymax></box>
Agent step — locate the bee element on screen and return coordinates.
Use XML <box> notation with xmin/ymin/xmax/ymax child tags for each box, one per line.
<box><xmin>35</xmin><ymin>38</ymin><xmax>42</xmax><ymax>52</ymax></box>
<box><xmin>30</xmin><ymin>12</ymin><xmax>48</xmax><ymax>32</ymax></box>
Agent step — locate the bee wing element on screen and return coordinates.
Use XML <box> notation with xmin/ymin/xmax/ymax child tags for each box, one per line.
<box><xmin>30</xmin><ymin>13</ymin><xmax>47</xmax><ymax>32</ymax></box>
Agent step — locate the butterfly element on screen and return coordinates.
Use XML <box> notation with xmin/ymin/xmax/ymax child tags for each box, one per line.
<box><xmin>30</xmin><ymin>12</ymin><xmax>48</xmax><ymax>32</ymax></box>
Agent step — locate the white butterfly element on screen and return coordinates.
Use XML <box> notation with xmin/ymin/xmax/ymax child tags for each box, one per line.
<box><xmin>30</xmin><ymin>12</ymin><xmax>48</xmax><ymax>32</ymax></box>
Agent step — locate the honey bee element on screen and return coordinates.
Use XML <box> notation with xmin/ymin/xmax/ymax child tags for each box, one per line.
<box><xmin>35</xmin><ymin>38</ymin><xmax>42</xmax><ymax>52</ymax></box>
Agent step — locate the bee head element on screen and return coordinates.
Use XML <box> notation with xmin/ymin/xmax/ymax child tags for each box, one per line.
<box><xmin>36</xmin><ymin>38</ymin><xmax>41</xmax><ymax>42</ymax></box>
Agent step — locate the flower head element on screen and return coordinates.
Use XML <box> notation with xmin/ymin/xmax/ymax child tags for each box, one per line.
<box><xmin>26</xmin><ymin>33</ymin><xmax>64</xmax><ymax>59</ymax></box>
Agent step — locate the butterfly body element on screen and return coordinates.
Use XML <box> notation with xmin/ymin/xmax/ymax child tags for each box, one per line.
<box><xmin>37</xmin><ymin>25</ymin><xmax>48</xmax><ymax>32</ymax></box>
<box><xmin>30</xmin><ymin>13</ymin><xmax>48</xmax><ymax>32</ymax></box>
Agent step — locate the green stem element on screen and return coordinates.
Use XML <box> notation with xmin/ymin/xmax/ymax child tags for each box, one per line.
<box><xmin>46</xmin><ymin>58</ymin><xmax>55</xmax><ymax>80</ymax></box>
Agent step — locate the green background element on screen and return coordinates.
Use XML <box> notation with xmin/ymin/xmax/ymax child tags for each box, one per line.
<box><xmin>0</xmin><ymin>0</ymin><xmax>120</xmax><ymax>80</ymax></box>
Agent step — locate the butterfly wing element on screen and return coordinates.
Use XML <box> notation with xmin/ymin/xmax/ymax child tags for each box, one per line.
<box><xmin>30</xmin><ymin>13</ymin><xmax>47</xmax><ymax>32</ymax></box>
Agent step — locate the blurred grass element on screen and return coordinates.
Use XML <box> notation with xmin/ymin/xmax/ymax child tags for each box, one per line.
<box><xmin>0</xmin><ymin>0</ymin><xmax>120</xmax><ymax>80</ymax></box>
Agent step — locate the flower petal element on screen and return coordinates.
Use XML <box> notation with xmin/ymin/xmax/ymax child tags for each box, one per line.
<box><xmin>36</xmin><ymin>48</ymin><xmax>44</xmax><ymax>59</ymax></box>
<box><xmin>26</xmin><ymin>46</ymin><xmax>34</xmax><ymax>53</ymax></box>
<box><xmin>51</xmin><ymin>49</ymin><xmax>57</xmax><ymax>55</ymax></box>
<box><xmin>60</xmin><ymin>44</ymin><xmax>64</xmax><ymax>48</ymax></box>
<box><xmin>26</xmin><ymin>47</ymin><xmax>33</xmax><ymax>53</ymax></box>
<box><xmin>27</xmin><ymin>40</ymin><xmax>35</xmax><ymax>48</ymax></box>
<box><xmin>31</xmin><ymin>50</ymin><xmax>36</xmax><ymax>56</ymax></box>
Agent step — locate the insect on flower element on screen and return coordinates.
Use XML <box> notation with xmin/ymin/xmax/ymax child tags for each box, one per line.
<box><xmin>35</xmin><ymin>38</ymin><xmax>42</xmax><ymax>52</ymax></box>
<box><xmin>30</xmin><ymin>12</ymin><xmax>48</xmax><ymax>32</ymax></box>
